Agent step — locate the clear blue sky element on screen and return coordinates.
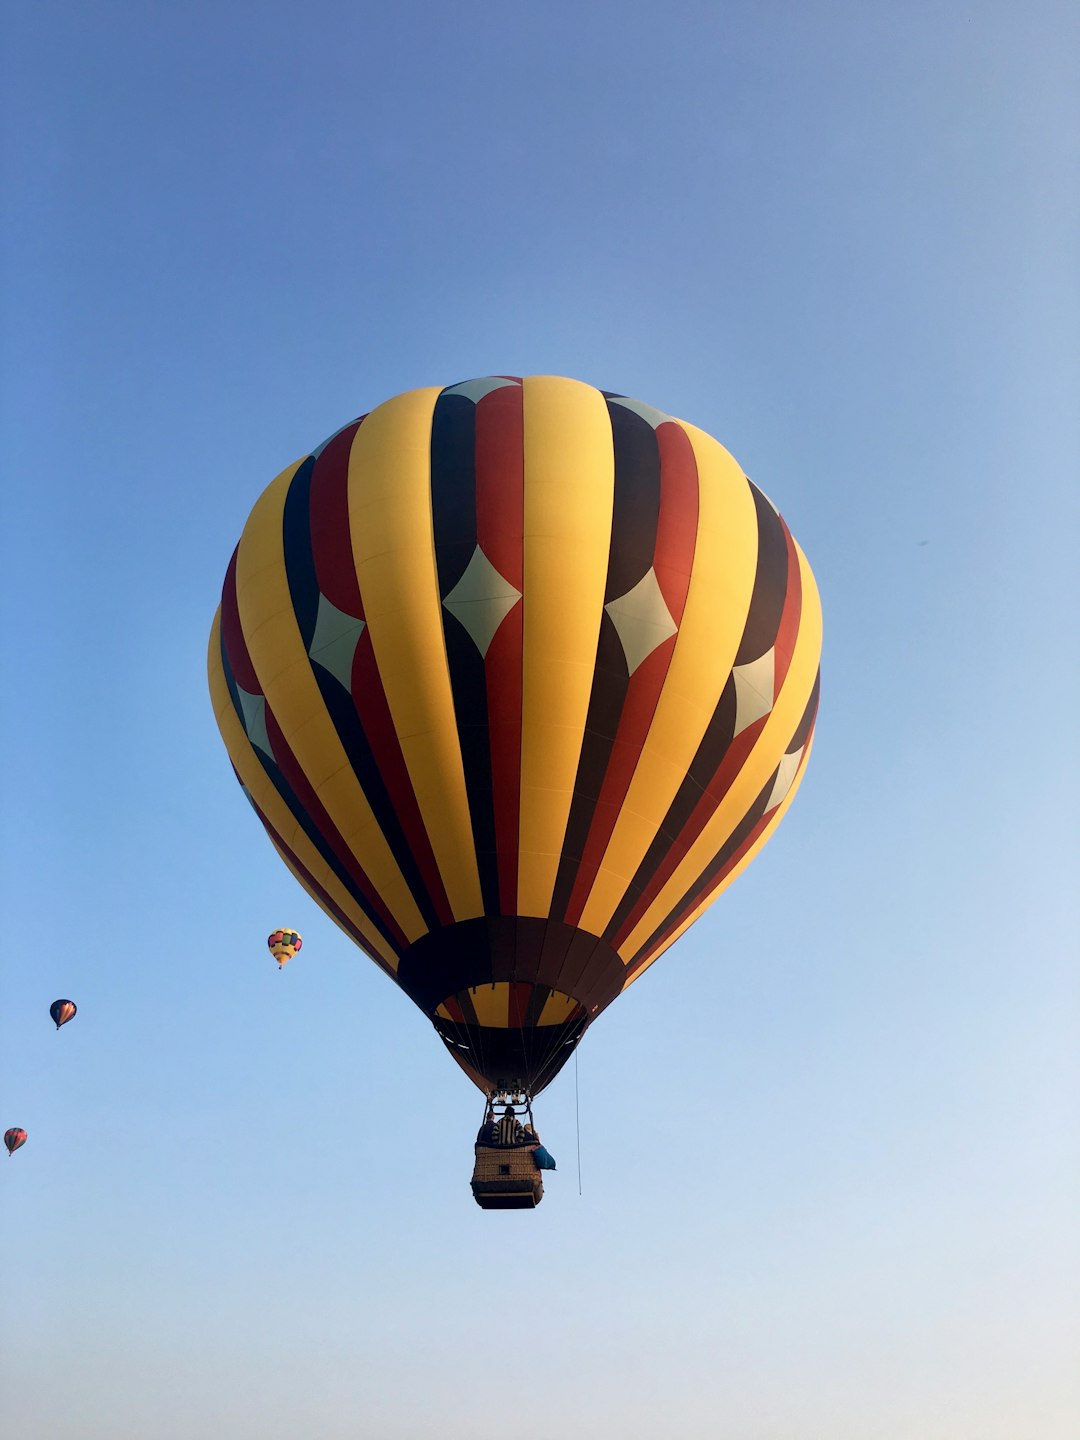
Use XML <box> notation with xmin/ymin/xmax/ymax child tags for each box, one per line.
<box><xmin>2</xmin><ymin>4</ymin><xmax>1077</xmax><ymax>1437</ymax></box>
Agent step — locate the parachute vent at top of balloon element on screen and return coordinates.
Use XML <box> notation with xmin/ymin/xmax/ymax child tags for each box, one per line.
<box><xmin>210</xmin><ymin>377</ymin><xmax>821</xmax><ymax>1096</ymax></box>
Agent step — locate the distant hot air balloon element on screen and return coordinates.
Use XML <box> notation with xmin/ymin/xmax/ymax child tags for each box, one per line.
<box><xmin>210</xmin><ymin>377</ymin><xmax>821</xmax><ymax>1122</ymax></box>
<box><xmin>267</xmin><ymin>929</ymin><xmax>302</xmax><ymax>968</ymax></box>
<box><xmin>4</xmin><ymin>1128</ymin><xmax>27</xmax><ymax>1157</ymax></box>
<box><xmin>50</xmin><ymin>999</ymin><xmax>77</xmax><ymax>1030</ymax></box>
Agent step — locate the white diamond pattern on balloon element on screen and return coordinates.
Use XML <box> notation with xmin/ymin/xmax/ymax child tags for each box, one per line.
<box><xmin>764</xmin><ymin>745</ymin><xmax>805</xmax><ymax>813</ymax></box>
<box><xmin>442</xmin><ymin>545</ymin><xmax>523</xmax><ymax>658</ymax></box>
<box><xmin>605</xmin><ymin>394</ymin><xmax>674</xmax><ymax>430</ymax></box>
<box><xmin>731</xmin><ymin>648</ymin><xmax>775</xmax><ymax>736</ymax></box>
<box><xmin>235</xmin><ymin>686</ymin><xmax>274</xmax><ymax>761</ymax></box>
<box><xmin>604</xmin><ymin>567</ymin><xmax>678</xmax><ymax>676</ymax></box>
<box><xmin>308</xmin><ymin>593</ymin><xmax>366</xmax><ymax>690</ymax></box>
<box><xmin>441</xmin><ymin>377</ymin><xmax>520</xmax><ymax>403</ymax></box>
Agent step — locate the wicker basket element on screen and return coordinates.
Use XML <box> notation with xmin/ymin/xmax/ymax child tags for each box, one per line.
<box><xmin>471</xmin><ymin>1145</ymin><xmax>544</xmax><ymax>1209</ymax></box>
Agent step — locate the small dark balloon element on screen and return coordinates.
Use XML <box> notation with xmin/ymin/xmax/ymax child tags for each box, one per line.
<box><xmin>50</xmin><ymin>999</ymin><xmax>77</xmax><ymax>1030</ymax></box>
<box><xmin>4</xmin><ymin>1128</ymin><xmax>27</xmax><ymax>1156</ymax></box>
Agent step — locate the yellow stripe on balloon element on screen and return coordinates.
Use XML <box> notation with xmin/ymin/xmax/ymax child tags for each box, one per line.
<box><xmin>617</xmin><ymin>543</ymin><xmax>822</xmax><ymax>961</ymax></box>
<box><xmin>537</xmin><ymin>990</ymin><xmax>580</xmax><ymax>1025</ymax></box>
<box><xmin>347</xmin><ymin>386</ymin><xmax>485</xmax><ymax>923</ymax></box>
<box><xmin>577</xmin><ymin>420</ymin><xmax>760</xmax><ymax>935</ymax></box>
<box><xmin>468</xmin><ymin>985</ymin><xmax>509</xmax><ymax>1027</ymax></box>
<box><xmin>621</xmin><ymin>731</ymin><xmax>817</xmax><ymax>990</ymax></box>
<box><xmin>518</xmin><ymin>377</ymin><xmax>615</xmax><ymax>917</ymax></box>
<box><xmin>207</xmin><ymin>610</ymin><xmax>400</xmax><ymax>972</ymax></box>
<box><xmin>233</xmin><ymin>466</ymin><xmax>427</xmax><ymax>944</ymax></box>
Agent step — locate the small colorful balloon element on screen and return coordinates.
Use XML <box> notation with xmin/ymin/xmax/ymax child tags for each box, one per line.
<box><xmin>268</xmin><ymin>929</ymin><xmax>302</xmax><ymax>969</ymax></box>
<box><xmin>50</xmin><ymin>999</ymin><xmax>77</xmax><ymax>1030</ymax></box>
<box><xmin>4</xmin><ymin>1128</ymin><xmax>27</xmax><ymax>1157</ymax></box>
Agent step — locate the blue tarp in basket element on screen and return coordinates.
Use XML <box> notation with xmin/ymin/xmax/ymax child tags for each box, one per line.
<box><xmin>531</xmin><ymin>1145</ymin><xmax>556</xmax><ymax>1170</ymax></box>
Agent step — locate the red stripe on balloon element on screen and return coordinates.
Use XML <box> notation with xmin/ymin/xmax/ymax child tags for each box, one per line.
<box><xmin>652</xmin><ymin>423</ymin><xmax>700</xmax><ymax>622</ymax></box>
<box><xmin>309</xmin><ymin>420</ymin><xmax>366</xmax><ymax>616</ymax></box>
<box><xmin>475</xmin><ymin>385</ymin><xmax>524</xmax><ymax>587</ymax></box>
<box><xmin>475</xmin><ymin>383</ymin><xmax>525</xmax><ymax>913</ymax></box>
<box><xmin>507</xmin><ymin>981</ymin><xmax>532</xmax><ymax>1028</ymax></box>
<box><xmin>442</xmin><ymin>995</ymin><xmax>466</xmax><ymax>1024</ymax></box>
<box><xmin>563</xmin><ymin>422</ymin><xmax>700</xmax><ymax>925</ymax></box>
<box><xmin>219</xmin><ymin>549</ymin><xmax>261</xmax><ymax>694</ymax></box>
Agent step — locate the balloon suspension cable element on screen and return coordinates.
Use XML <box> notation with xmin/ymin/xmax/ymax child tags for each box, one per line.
<box><xmin>575</xmin><ymin>1041</ymin><xmax>582</xmax><ymax>1196</ymax></box>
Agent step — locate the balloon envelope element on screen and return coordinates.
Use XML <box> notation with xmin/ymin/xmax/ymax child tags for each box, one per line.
<box><xmin>210</xmin><ymin>377</ymin><xmax>821</xmax><ymax>1094</ymax></box>
<box><xmin>4</xmin><ymin>1128</ymin><xmax>27</xmax><ymax>1156</ymax></box>
<box><xmin>267</xmin><ymin>929</ymin><xmax>302</xmax><ymax>967</ymax></box>
<box><xmin>50</xmin><ymin>999</ymin><xmax>77</xmax><ymax>1030</ymax></box>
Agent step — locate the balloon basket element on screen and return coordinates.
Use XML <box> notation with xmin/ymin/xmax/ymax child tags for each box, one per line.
<box><xmin>470</xmin><ymin>1093</ymin><xmax>545</xmax><ymax>1210</ymax></box>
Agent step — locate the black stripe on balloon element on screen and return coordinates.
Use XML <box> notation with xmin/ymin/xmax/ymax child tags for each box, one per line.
<box><xmin>603</xmin><ymin>484</ymin><xmax>790</xmax><ymax>943</ymax></box>
<box><xmin>523</xmin><ymin>984</ymin><xmax>552</xmax><ymax>1030</ymax></box>
<box><xmin>599</xmin><ymin>399</ymin><xmax>664</xmax><ymax>601</ymax></box>
<box><xmin>218</xmin><ymin>627</ymin><xmax>401</xmax><ymax>957</ymax></box>
<box><xmin>788</xmin><ymin>670</ymin><xmax>820</xmax><ymax>753</ymax></box>
<box><xmin>280</xmin><ymin>457</ymin><xmax>320</xmax><ymax>639</ymax></box>
<box><xmin>737</xmin><ymin>485</ymin><xmax>790</xmax><ymax>664</ymax></box>
<box><xmin>431</xmin><ymin>391</ymin><xmax>501</xmax><ymax>916</ymax></box>
<box><xmin>280</xmin><ymin>455</ymin><xmax>443</xmax><ymax>932</ymax></box>
<box><xmin>456</xmin><ymin>989</ymin><xmax>481</xmax><ymax>1030</ymax></box>
<box><xmin>549</xmin><ymin>401</ymin><xmax>662</xmax><ymax>919</ymax></box>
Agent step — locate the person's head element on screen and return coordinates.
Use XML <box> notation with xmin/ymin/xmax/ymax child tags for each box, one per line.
<box><xmin>503</xmin><ymin>1106</ymin><xmax>514</xmax><ymax>1118</ymax></box>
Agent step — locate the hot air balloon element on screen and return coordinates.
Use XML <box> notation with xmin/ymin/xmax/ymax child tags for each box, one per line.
<box><xmin>268</xmin><ymin>929</ymin><xmax>302</xmax><ymax>968</ymax></box>
<box><xmin>50</xmin><ymin>999</ymin><xmax>77</xmax><ymax>1030</ymax></box>
<box><xmin>4</xmin><ymin>1128</ymin><xmax>27</xmax><ymax>1156</ymax></box>
<box><xmin>209</xmin><ymin>377</ymin><xmax>821</xmax><ymax>1203</ymax></box>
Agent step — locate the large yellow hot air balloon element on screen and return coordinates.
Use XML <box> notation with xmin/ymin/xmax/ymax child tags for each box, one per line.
<box><xmin>209</xmin><ymin>376</ymin><xmax>821</xmax><ymax>1102</ymax></box>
